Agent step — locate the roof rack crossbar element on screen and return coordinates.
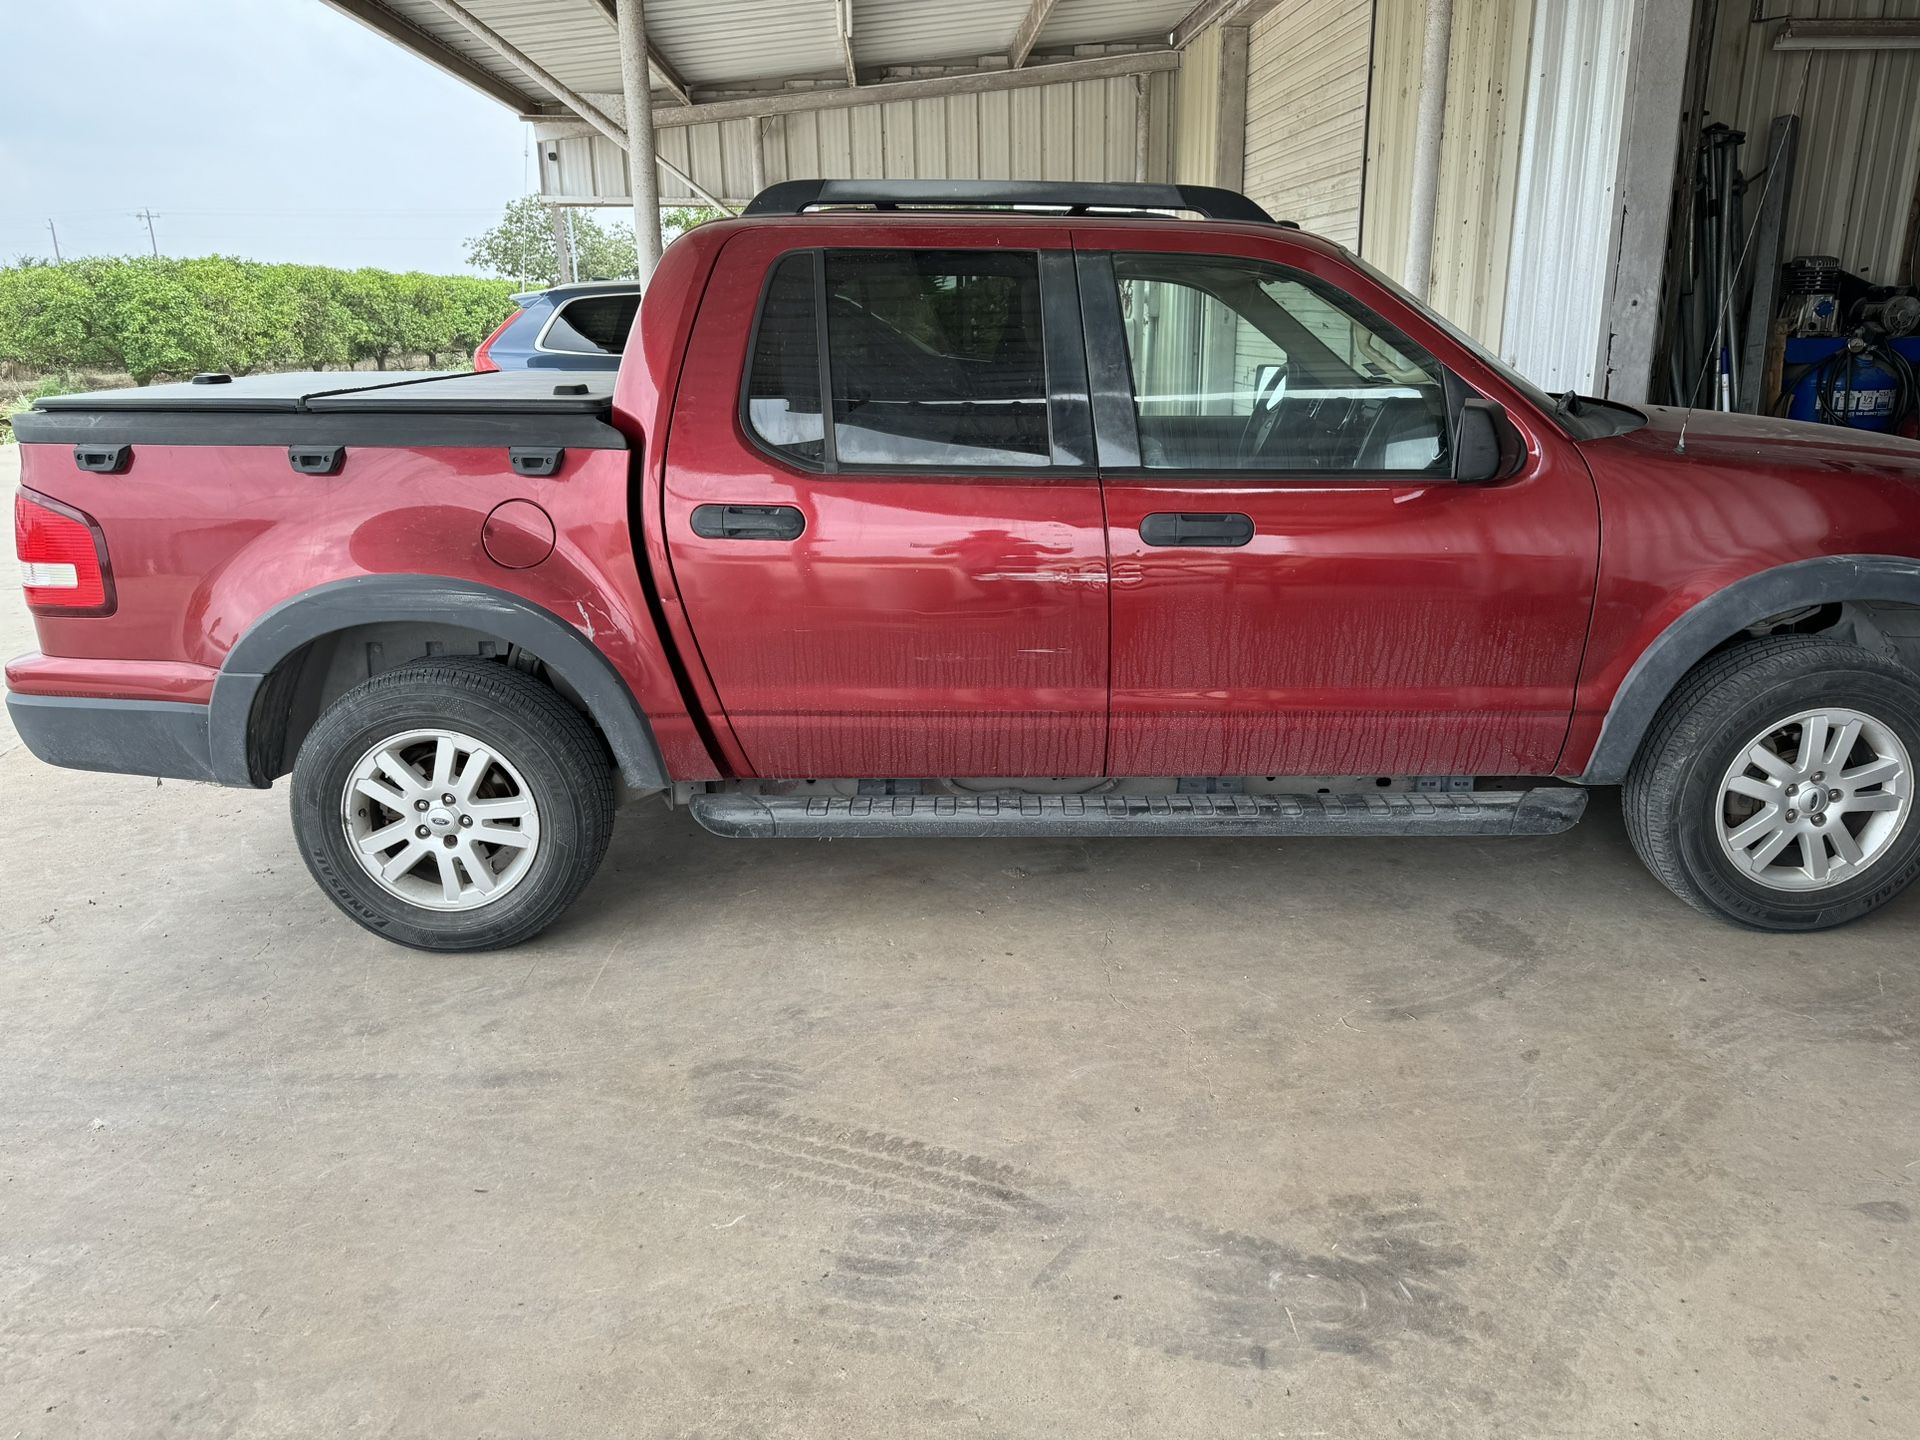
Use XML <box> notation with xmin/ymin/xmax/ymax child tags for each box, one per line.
<box><xmin>743</xmin><ymin>179</ymin><xmax>1287</xmax><ymax>225</ymax></box>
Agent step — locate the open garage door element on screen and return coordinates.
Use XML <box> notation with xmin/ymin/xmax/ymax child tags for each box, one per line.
<box><xmin>1242</xmin><ymin>0</ymin><xmax>1371</xmax><ymax>247</ymax></box>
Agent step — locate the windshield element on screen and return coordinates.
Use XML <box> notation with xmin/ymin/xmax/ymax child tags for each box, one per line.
<box><xmin>1345</xmin><ymin>251</ymin><xmax>1647</xmax><ymax>440</ymax></box>
<box><xmin>1346</xmin><ymin>253</ymin><xmax>1557</xmax><ymax>411</ymax></box>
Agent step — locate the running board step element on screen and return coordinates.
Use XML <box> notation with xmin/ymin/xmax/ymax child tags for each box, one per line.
<box><xmin>689</xmin><ymin>787</ymin><xmax>1587</xmax><ymax>840</ymax></box>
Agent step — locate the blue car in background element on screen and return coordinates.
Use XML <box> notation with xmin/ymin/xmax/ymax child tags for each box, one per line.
<box><xmin>472</xmin><ymin>279</ymin><xmax>641</xmax><ymax>372</ymax></box>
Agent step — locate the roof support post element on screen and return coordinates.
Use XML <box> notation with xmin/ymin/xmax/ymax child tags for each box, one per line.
<box><xmin>616</xmin><ymin>0</ymin><xmax>665</xmax><ymax>281</ymax></box>
<box><xmin>1133</xmin><ymin>73</ymin><xmax>1150</xmax><ymax>183</ymax></box>
<box><xmin>420</xmin><ymin>0</ymin><xmax>672</xmax><ymax>277</ymax></box>
<box><xmin>1213</xmin><ymin>21</ymin><xmax>1250</xmax><ymax>191</ymax></box>
<box><xmin>1600</xmin><ymin>0</ymin><xmax>1697</xmax><ymax>404</ymax></box>
<box><xmin>587</xmin><ymin>0</ymin><xmax>692</xmax><ymax>105</ymax></box>
<box><xmin>550</xmin><ymin>204</ymin><xmax>575</xmax><ymax>285</ymax></box>
<box><xmin>750</xmin><ymin>115</ymin><xmax>769</xmax><ymax>200</ymax></box>
<box><xmin>1402</xmin><ymin>0</ymin><xmax>1454</xmax><ymax>301</ymax></box>
<box><xmin>836</xmin><ymin>0</ymin><xmax>858</xmax><ymax>87</ymax></box>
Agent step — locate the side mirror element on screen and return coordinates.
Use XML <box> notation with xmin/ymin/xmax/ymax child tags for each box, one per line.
<box><xmin>1455</xmin><ymin>397</ymin><xmax>1525</xmax><ymax>483</ymax></box>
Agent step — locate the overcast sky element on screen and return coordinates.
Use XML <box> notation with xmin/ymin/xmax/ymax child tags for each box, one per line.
<box><xmin>0</xmin><ymin>0</ymin><xmax>529</xmax><ymax>273</ymax></box>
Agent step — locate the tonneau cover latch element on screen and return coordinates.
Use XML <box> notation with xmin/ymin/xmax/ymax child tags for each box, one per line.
<box><xmin>288</xmin><ymin>445</ymin><xmax>345</xmax><ymax>476</ymax></box>
<box><xmin>509</xmin><ymin>447</ymin><xmax>564</xmax><ymax>477</ymax></box>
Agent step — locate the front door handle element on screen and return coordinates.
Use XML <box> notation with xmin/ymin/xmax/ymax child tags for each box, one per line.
<box><xmin>690</xmin><ymin>503</ymin><xmax>806</xmax><ymax>541</ymax></box>
<box><xmin>1139</xmin><ymin>512</ymin><xmax>1254</xmax><ymax>547</ymax></box>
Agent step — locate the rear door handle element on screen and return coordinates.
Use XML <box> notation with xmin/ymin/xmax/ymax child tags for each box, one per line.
<box><xmin>1139</xmin><ymin>512</ymin><xmax>1254</xmax><ymax>547</ymax></box>
<box><xmin>690</xmin><ymin>503</ymin><xmax>806</xmax><ymax>541</ymax></box>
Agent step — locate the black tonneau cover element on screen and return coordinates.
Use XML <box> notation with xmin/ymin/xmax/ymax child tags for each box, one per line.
<box><xmin>14</xmin><ymin>370</ymin><xmax>625</xmax><ymax>449</ymax></box>
<box><xmin>29</xmin><ymin>369</ymin><xmax>615</xmax><ymax>413</ymax></box>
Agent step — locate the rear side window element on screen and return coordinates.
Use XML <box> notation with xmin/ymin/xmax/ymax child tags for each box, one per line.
<box><xmin>542</xmin><ymin>294</ymin><xmax>640</xmax><ymax>355</ymax></box>
<box><xmin>745</xmin><ymin>249</ymin><xmax>1051</xmax><ymax>469</ymax></box>
<box><xmin>746</xmin><ymin>255</ymin><xmax>825</xmax><ymax>464</ymax></box>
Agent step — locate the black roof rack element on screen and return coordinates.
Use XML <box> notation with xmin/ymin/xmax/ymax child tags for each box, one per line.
<box><xmin>743</xmin><ymin>179</ymin><xmax>1293</xmax><ymax>226</ymax></box>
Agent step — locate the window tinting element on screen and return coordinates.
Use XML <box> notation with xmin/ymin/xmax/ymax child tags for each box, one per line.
<box><xmin>543</xmin><ymin>294</ymin><xmax>640</xmax><ymax>355</ymax></box>
<box><xmin>746</xmin><ymin>255</ymin><xmax>825</xmax><ymax>464</ymax></box>
<box><xmin>827</xmin><ymin>251</ymin><xmax>1050</xmax><ymax>468</ymax></box>
<box><xmin>1113</xmin><ymin>254</ymin><xmax>1450</xmax><ymax>474</ymax></box>
<box><xmin>745</xmin><ymin>249</ymin><xmax>1053</xmax><ymax>469</ymax></box>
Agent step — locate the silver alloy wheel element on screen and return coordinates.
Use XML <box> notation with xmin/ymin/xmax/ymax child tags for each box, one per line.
<box><xmin>1715</xmin><ymin>706</ymin><xmax>1913</xmax><ymax>892</ymax></box>
<box><xmin>341</xmin><ymin>728</ymin><xmax>541</xmax><ymax>911</ymax></box>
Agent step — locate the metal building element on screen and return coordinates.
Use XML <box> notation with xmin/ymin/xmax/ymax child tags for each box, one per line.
<box><xmin>324</xmin><ymin>0</ymin><xmax>1920</xmax><ymax>405</ymax></box>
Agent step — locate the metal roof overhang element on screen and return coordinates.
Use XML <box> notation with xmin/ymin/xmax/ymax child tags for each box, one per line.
<box><xmin>320</xmin><ymin>1</ymin><xmax>1283</xmax><ymax>243</ymax></box>
<box><xmin>317</xmin><ymin>1</ymin><xmax>1252</xmax><ymax>112</ymax></box>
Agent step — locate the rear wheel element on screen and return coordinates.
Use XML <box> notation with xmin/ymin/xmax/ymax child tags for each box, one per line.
<box><xmin>291</xmin><ymin>659</ymin><xmax>615</xmax><ymax>951</ymax></box>
<box><xmin>1624</xmin><ymin>635</ymin><xmax>1920</xmax><ymax>931</ymax></box>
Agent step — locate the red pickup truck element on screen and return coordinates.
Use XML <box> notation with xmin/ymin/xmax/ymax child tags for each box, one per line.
<box><xmin>12</xmin><ymin>180</ymin><xmax>1920</xmax><ymax>950</ymax></box>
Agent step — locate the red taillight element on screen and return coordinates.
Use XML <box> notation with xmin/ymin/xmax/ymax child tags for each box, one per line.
<box><xmin>472</xmin><ymin>309</ymin><xmax>519</xmax><ymax>372</ymax></box>
<box><xmin>15</xmin><ymin>490</ymin><xmax>114</xmax><ymax>615</ymax></box>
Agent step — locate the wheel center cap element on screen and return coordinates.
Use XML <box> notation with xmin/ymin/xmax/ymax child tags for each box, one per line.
<box><xmin>427</xmin><ymin>807</ymin><xmax>458</xmax><ymax>830</ymax></box>
<box><xmin>1802</xmin><ymin>788</ymin><xmax>1829</xmax><ymax>817</ymax></box>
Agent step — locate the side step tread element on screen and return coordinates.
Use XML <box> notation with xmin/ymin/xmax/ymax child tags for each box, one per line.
<box><xmin>690</xmin><ymin>788</ymin><xmax>1587</xmax><ymax>839</ymax></box>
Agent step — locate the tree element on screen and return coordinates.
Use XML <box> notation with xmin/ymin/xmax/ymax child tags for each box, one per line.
<box><xmin>336</xmin><ymin>268</ymin><xmax>414</xmax><ymax>370</ymax></box>
<box><xmin>0</xmin><ymin>254</ymin><xmax>511</xmax><ymax>389</ymax></box>
<box><xmin>466</xmin><ymin>196</ymin><xmax>629</xmax><ymax>287</ymax></box>
<box><xmin>662</xmin><ymin>206</ymin><xmax>725</xmax><ymax>243</ymax></box>
<box><xmin>463</xmin><ymin>197</ymin><xmax>726</xmax><ymax>286</ymax></box>
<box><xmin>569</xmin><ymin>211</ymin><xmax>640</xmax><ymax>282</ymax></box>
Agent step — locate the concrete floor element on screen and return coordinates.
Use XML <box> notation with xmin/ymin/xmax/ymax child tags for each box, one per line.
<box><xmin>2</xmin><ymin>444</ymin><xmax>1916</xmax><ymax>1438</ymax></box>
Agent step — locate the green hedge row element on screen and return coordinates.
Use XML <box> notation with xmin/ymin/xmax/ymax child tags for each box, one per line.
<box><xmin>0</xmin><ymin>257</ymin><xmax>520</xmax><ymax>385</ymax></box>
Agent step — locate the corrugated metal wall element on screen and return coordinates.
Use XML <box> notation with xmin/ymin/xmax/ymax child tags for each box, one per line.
<box><xmin>1241</xmin><ymin>0</ymin><xmax>1371</xmax><ymax>248</ymax></box>
<box><xmin>1499</xmin><ymin>0</ymin><xmax>1635</xmax><ymax>392</ymax></box>
<box><xmin>1172</xmin><ymin>22</ymin><xmax>1222</xmax><ymax>185</ymax></box>
<box><xmin>1698</xmin><ymin>0</ymin><xmax>1920</xmax><ymax>283</ymax></box>
<box><xmin>1363</xmin><ymin>0</ymin><xmax>1534</xmax><ymax>349</ymax></box>
<box><xmin>541</xmin><ymin>72</ymin><xmax>1177</xmax><ymax>206</ymax></box>
<box><xmin>1360</xmin><ymin>0</ymin><xmax>1416</xmax><ymax>270</ymax></box>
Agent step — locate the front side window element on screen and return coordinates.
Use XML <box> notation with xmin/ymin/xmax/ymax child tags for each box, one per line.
<box><xmin>1112</xmin><ymin>253</ymin><xmax>1450</xmax><ymax>474</ymax></box>
<box><xmin>745</xmin><ymin>249</ymin><xmax>1052</xmax><ymax>469</ymax></box>
<box><xmin>542</xmin><ymin>293</ymin><xmax>640</xmax><ymax>355</ymax></box>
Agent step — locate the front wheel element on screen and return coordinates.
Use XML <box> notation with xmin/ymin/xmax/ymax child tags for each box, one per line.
<box><xmin>1624</xmin><ymin>635</ymin><xmax>1920</xmax><ymax>931</ymax></box>
<box><xmin>291</xmin><ymin>659</ymin><xmax>615</xmax><ymax>951</ymax></box>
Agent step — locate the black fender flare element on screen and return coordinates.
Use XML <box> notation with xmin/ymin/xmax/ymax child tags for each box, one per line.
<box><xmin>208</xmin><ymin>574</ymin><xmax>668</xmax><ymax>791</ymax></box>
<box><xmin>1578</xmin><ymin>553</ymin><xmax>1920</xmax><ymax>784</ymax></box>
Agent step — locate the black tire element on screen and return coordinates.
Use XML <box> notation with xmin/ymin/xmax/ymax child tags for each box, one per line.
<box><xmin>1624</xmin><ymin>635</ymin><xmax>1920</xmax><ymax>932</ymax></box>
<box><xmin>291</xmin><ymin>659</ymin><xmax>615</xmax><ymax>952</ymax></box>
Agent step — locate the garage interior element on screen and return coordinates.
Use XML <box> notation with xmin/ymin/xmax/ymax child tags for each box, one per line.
<box><xmin>6</xmin><ymin>0</ymin><xmax>1920</xmax><ymax>1435</ymax></box>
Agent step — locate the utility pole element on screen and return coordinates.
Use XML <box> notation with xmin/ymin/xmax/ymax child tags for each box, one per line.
<box><xmin>46</xmin><ymin>219</ymin><xmax>62</xmax><ymax>262</ymax></box>
<box><xmin>134</xmin><ymin>208</ymin><xmax>160</xmax><ymax>257</ymax></box>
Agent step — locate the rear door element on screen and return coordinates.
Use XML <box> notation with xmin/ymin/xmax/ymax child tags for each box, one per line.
<box><xmin>1078</xmin><ymin>229</ymin><xmax>1599</xmax><ymax>779</ymax></box>
<box><xmin>663</xmin><ymin>225</ymin><xmax>1108</xmax><ymax>779</ymax></box>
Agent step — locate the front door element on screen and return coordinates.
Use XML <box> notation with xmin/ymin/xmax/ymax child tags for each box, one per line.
<box><xmin>1079</xmin><ymin>230</ymin><xmax>1599</xmax><ymax>780</ymax></box>
<box><xmin>664</xmin><ymin>227</ymin><xmax>1108</xmax><ymax>779</ymax></box>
